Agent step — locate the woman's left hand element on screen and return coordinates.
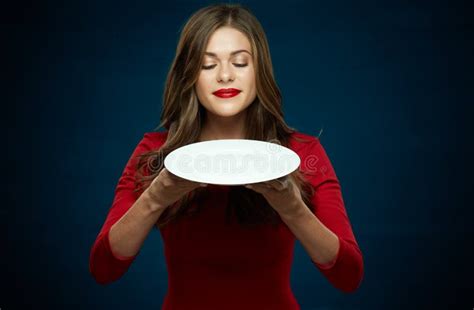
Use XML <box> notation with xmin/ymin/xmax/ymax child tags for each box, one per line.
<box><xmin>244</xmin><ymin>176</ymin><xmax>304</xmax><ymax>218</ymax></box>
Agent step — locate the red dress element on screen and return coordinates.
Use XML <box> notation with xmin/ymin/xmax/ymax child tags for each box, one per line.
<box><xmin>89</xmin><ymin>131</ymin><xmax>364</xmax><ymax>309</ymax></box>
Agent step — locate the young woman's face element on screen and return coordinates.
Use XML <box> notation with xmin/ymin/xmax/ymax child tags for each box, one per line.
<box><xmin>195</xmin><ymin>26</ymin><xmax>257</xmax><ymax>118</ymax></box>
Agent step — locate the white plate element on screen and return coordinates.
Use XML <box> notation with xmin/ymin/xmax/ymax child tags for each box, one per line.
<box><xmin>164</xmin><ymin>139</ymin><xmax>301</xmax><ymax>185</ymax></box>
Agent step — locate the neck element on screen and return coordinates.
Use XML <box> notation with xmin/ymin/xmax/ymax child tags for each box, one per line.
<box><xmin>199</xmin><ymin>111</ymin><xmax>247</xmax><ymax>141</ymax></box>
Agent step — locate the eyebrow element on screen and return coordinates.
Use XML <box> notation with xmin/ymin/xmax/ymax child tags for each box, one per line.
<box><xmin>204</xmin><ymin>49</ymin><xmax>252</xmax><ymax>58</ymax></box>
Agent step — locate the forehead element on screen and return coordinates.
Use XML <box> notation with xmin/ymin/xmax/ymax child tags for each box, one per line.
<box><xmin>205</xmin><ymin>27</ymin><xmax>251</xmax><ymax>56</ymax></box>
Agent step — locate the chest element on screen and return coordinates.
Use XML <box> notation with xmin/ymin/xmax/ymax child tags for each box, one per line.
<box><xmin>159</xmin><ymin>187</ymin><xmax>296</xmax><ymax>266</ymax></box>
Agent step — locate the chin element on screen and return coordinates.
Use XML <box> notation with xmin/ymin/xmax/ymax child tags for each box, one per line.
<box><xmin>208</xmin><ymin>101</ymin><xmax>243</xmax><ymax>112</ymax></box>
<box><xmin>212</xmin><ymin>109</ymin><xmax>244</xmax><ymax>118</ymax></box>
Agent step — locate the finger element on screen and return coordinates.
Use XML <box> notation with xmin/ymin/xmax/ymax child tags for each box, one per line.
<box><xmin>191</xmin><ymin>180</ymin><xmax>208</xmax><ymax>188</ymax></box>
<box><xmin>161</xmin><ymin>169</ymin><xmax>196</xmax><ymax>189</ymax></box>
<box><xmin>265</xmin><ymin>177</ymin><xmax>289</xmax><ymax>191</ymax></box>
<box><xmin>164</xmin><ymin>168</ymin><xmax>181</xmax><ymax>181</ymax></box>
<box><xmin>244</xmin><ymin>182</ymin><xmax>273</xmax><ymax>194</ymax></box>
<box><xmin>264</xmin><ymin>180</ymin><xmax>285</xmax><ymax>191</ymax></box>
<box><xmin>164</xmin><ymin>168</ymin><xmax>192</xmax><ymax>186</ymax></box>
<box><xmin>178</xmin><ymin>176</ymin><xmax>208</xmax><ymax>189</ymax></box>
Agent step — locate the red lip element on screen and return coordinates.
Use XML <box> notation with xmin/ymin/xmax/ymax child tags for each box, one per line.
<box><xmin>213</xmin><ymin>88</ymin><xmax>241</xmax><ymax>98</ymax></box>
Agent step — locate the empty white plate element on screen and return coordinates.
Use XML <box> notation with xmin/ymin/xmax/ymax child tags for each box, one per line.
<box><xmin>164</xmin><ymin>139</ymin><xmax>301</xmax><ymax>185</ymax></box>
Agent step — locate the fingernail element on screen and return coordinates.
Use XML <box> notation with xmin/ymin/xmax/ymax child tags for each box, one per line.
<box><xmin>200</xmin><ymin>183</ymin><xmax>208</xmax><ymax>187</ymax></box>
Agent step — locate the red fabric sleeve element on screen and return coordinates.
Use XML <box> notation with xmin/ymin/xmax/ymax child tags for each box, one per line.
<box><xmin>89</xmin><ymin>133</ymin><xmax>163</xmax><ymax>285</ymax></box>
<box><xmin>301</xmin><ymin>137</ymin><xmax>364</xmax><ymax>293</ymax></box>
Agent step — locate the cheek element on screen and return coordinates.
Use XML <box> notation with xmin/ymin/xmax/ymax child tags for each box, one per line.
<box><xmin>198</xmin><ymin>73</ymin><xmax>214</xmax><ymax>88</ymax></box>
<box><xmin>196</xmin><ymin>78</ymin><xmax>208</xmax><ymax>95</ymax></box>
<box><xmin>244</xmin><ymin>68</ymin><xmax>256</xmax><ymax>86</ymax></box>
<box><xmin>245</xmin><ymin>72</ymin><xmax>256</xmax><ymax>94</ymax></box>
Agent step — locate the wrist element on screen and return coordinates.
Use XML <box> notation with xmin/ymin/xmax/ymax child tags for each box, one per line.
<box><xmin>279</xmin><ymin>199</ymin><xmax>309</xmax><ymax>222</ymax></box>
<box><xmin>142</xmin><ymin>189</ymin><xmax>167</xmax><ymax>214</ymax></box>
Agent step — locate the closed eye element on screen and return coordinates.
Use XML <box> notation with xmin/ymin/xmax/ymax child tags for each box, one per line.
<box><xmin>202</xmin><ymin>63</ymin><xmax>248</xmax><ymax>70</ymax></box>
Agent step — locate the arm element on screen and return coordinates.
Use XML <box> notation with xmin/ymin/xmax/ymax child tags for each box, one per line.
<box><xmin>89</xmin><ymin>133</ymin><xmax>166</xmax><ymax>285</ymax></box>
<box><xmin>108</xmin><ymin>191</ymin><xmax>165</xmax><ymax>258</ymax></box>
<box><xmin>282</xmin><ymin>137</ymin><xmax>364</xmax><ymax>293</ymax></box>
<box><xmin>280</xmin><ymin>202</ymin><xmax>340</xmax><ymax>268</ymax></box>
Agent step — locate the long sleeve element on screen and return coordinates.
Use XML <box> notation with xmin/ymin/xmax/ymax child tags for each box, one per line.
<box><xmin>302</xmin><ymin>137</ymin><xmax>364</xmax><ymax>293</ymax></box>
<box><xmin>89</xmin><ymin>132</ymin><xmax>162</xmax><ymax>285</ymax></box>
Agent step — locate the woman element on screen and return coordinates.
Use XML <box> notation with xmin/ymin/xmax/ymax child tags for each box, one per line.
<box><xmin>89</xmin><ymin>3</ymin><xmax>364</xmax><ymax>309</ymax></box>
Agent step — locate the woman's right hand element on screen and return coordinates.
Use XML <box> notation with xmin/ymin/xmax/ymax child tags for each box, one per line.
<box><xmin>144</xmin><ymin>167</ymin><xmax>207</xmax><ymax>212</ymax></box>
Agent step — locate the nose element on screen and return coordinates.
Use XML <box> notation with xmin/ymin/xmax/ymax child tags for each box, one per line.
<box><xmin>217</xmin><ymin>63</ymin><xmax>235</xmax><ymax>83</ymax></box>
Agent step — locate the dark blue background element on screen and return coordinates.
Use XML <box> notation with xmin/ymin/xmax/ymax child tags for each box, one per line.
<box><xmin>3</xmin><ymin>0</ymin><xmax>473</xmax><ymax>309</ymax></box>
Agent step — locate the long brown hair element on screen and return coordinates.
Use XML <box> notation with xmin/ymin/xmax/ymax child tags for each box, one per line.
<box><xmin>134</xmin><ymin>3</ymin><xmax>316</xmax><ymax>229</ymax></box>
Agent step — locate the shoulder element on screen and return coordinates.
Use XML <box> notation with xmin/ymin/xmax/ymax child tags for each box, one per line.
<box><xmin>288</xmin><ymin>131</ymin><xmax>321</xmax><ymax>155</ymax></box>
<box><xmin>138</xmin><ymin>130</ymin><xmax>169</xmax><ymax>150</ymax></box>
<box><xmin>126</xmin><ymin>131</ymin><xmax>168</xmax><ymax>159</ymax></box>
<box><xmin>289</xmin><ymin>131</ymin><xmax>339</xmax><ymax>182</ymax></box>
